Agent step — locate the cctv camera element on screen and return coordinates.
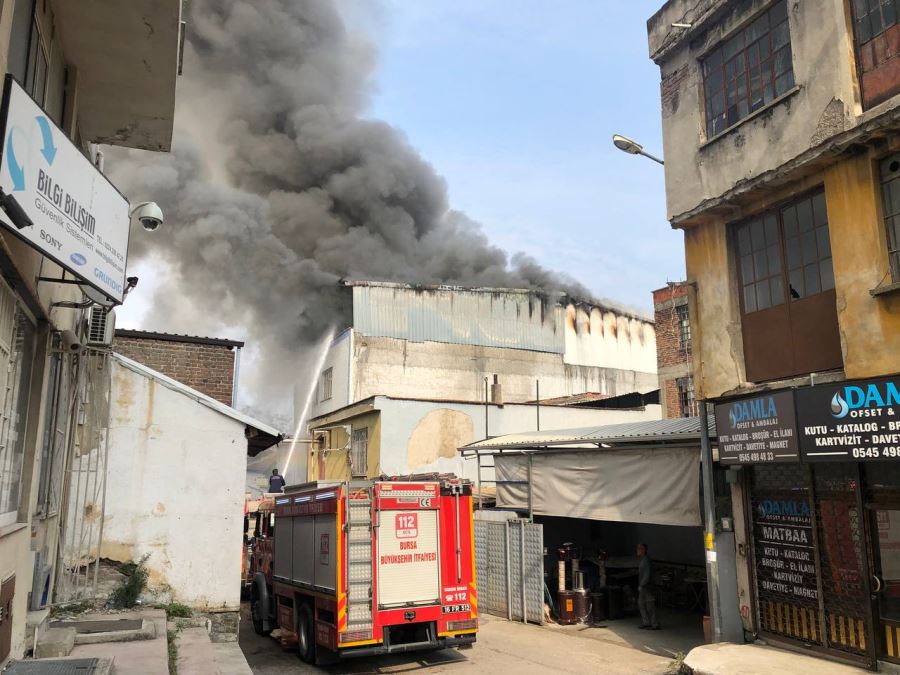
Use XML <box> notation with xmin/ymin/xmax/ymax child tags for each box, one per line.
<box><xmin>128</xmin><ymin>202</ymin><xmax>164</xmax><ymax>232</ymax></box>
<box><xmin>60</xmin><ymin>329</ymin><xmax>82</xmax><ymax>353</ymax></box>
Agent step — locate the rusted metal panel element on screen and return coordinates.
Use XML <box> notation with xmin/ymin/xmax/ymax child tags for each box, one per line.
<box><xmin>351</xmin><ymin>284</ymin><xmax>564</xmax><ymax>353</ymax></box>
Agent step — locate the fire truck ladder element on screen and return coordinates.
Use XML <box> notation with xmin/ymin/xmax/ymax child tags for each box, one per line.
<box><xmin>345</xmin><ymin>481</ymin><xmax>374</xmax><ymax>639</ymax></box>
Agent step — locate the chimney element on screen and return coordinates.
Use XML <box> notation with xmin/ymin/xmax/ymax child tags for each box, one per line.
<box><xmin>490</xmin><ymin>374</ymin><xmax>503</xmax><ymax>405</ymax></box>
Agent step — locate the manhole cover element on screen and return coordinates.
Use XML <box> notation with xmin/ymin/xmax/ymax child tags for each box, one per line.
<box><xmin>4</xmin><ymin>658</ymin><xmax>99</xmax><ymax>674</ymax></box>
<box><xmin>49</xmin><ymin>619</ymin><xmax>142</xmax><ymax>633</ymax></box>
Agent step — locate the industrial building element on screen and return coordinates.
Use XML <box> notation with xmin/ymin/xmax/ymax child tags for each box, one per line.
<box><xmin>649</xmin><ymin>0</ymin><xmax>900</xmax><ymax>668</ymax></box>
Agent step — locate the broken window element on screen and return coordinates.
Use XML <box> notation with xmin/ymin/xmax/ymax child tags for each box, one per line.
<box><xmin>350</xmin><ymin>428</ymin><xmax>368</xmax><ymax>478</ymax></box>
<box><xmin>677</xmin><ymin>377</ymin><xmax>699</xmax><ymax>417</ymax></box>
<box><xmin>733</xmin><ymin>188</ymin><xmax>843</xmax><ymax>382</ymax></box>
<box><xmin>321</xmin><ymin>367</ymin><xmax>333</xmax><ymax>402</ymax></box>
<box><xmin>676</xmin><ymin>303</ymin><xmax>691</xmax><ymax>352</ymax></box>
<box><xmin>702</xmin><ymin>0</ymin><xmax>794</xmax><ymax>138</ymax></box>
<box><xmin>880</xmin><ymin>153</ymin><xmax>900</xmax><ymax>282</ymax></box>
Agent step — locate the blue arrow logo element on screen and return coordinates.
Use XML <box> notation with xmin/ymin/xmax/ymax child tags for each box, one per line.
<box><xmin>5</xmin><ymin>129</ymin><xmax>24</xmax><ymax>191</ymax></box>
<box><xmin>35</xmin><ymin>116</ymin><xmax>56</xmax><ymax>165</ymax></box>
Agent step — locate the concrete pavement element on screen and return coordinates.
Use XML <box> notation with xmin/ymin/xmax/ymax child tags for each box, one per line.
<box><xmin>684</xmin><ymin>642</ymin><xmax>868</xmax><ymax>675</ymax></box>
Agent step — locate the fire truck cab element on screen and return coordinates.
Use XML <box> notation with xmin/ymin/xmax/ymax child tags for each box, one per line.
<box><xmin>249</xmin><ymin>476</ymin><xmax>477</xmax><ymax>663</ymax></box>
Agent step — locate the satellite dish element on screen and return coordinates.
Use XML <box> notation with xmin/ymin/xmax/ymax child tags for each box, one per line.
<box><xmin>80</xmin><ymin>284</ymin><xmax>115</xmax><ymax>308</ymax></box>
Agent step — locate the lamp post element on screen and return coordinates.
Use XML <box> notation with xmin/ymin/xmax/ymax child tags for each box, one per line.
<box><xmin>611</xmin><ymin>134</ymin><xmax>664</xmax><ymax>165</ymax></box>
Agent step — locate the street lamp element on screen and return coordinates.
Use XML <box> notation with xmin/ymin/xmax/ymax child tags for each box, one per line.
<box><xmin>612</xmin><ymin>134</ymin><xmax>664</xmax><ymax>165</ymax></box>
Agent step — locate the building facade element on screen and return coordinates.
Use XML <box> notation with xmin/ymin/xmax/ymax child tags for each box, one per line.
<box><xmin>653</xmin><ymin>282</ymin><xmax>696</xmax><ymax>418</ymax></box>
<box><xmin>301</xmin><ymin>280</ymin><xmax>658</xmax><ymax>424</ymax></box>
<box><xmin>306</xmin><ymin>394</ymin><xmax>662</xmax><ymax>486</ymax></box>
<box><xmin>0</xmin><ymin>0</ymin><xmax>181</xmax><ymax>663</ymax></box>
<box><xmin>650</xmin><ymin>0</ymin><xmax>900</xmax><ymax>667</ymax></box>
<box><xmin>113</xmin><ymin>330</ymin><xmax>243</xmax><ymax>406</ymax></box>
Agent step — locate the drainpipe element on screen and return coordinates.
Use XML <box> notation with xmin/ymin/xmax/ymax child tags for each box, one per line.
<box><xmin>232</xmin><ymin>346</ymin><xmax>242</xmax><ymax>408</ymax></box>
<box><xmin>700</xmin><ymin>400</ymin><xmax>722</xmax><ymax>642</ymax></box>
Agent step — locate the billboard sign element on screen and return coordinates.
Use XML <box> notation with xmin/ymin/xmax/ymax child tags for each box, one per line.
<box><xmin>0</xmin><ymin>76</ymin><xmax>129</xmax><ymax>303</ymax></box>
<box><xmin>715</xmin><ymin>390</ymin><xmax>800</xmax><ymax>464</ymax></box>
<box><xmin>796</xmin><ymin>375</ymin><xmax>900</xmax><ymax>461</ymax></box>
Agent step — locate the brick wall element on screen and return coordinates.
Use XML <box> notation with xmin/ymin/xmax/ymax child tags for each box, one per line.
<box><xmin>113</xmin><ymin>336</ymin><xmax>236</xmax><ymax>406</ymax></box>
<box><xmin>653</xmin><ymin>283</ymin><xmax>693</xmax><ymax>418</ymax></box>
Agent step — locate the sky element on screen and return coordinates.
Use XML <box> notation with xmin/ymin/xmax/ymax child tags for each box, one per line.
<box><xmin>340</xmin><ymin>0</ymin><xmax>684</xmax><ymax>312</ymax></box>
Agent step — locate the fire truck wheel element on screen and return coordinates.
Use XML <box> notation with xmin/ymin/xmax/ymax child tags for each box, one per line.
<box><xmin>297</xmin><ymin>604</ymin><xmax>316</xmax><ymax>664</ymax></box>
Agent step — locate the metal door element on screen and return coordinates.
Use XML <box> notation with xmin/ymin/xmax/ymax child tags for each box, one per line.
<box><xmin>473</xmin><ymin>518</ymin><xmax>543</xmax><ymax>623</ymax></box>
<box><xmin>867</xmin><ymin>507</ymin><xmax>900</xmax><ymax>662</ymax></box>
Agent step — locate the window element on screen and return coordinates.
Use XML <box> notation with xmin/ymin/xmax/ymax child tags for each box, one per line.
<box><xmin>24</xmin><ymin>17</ymin><xmax>48</xmax><ymax>106</ymax></box>
<box><xmin>853</xmin><ymin>0</ymin><xmax>899</xmax><ymax>44</ymax></box>
<box><xmin>350</xmin><ymin>428</ymin><xmax>368</xmax><ymax>478</ymax></box>
<box><xmin>676</xmin><ymin>303</ymin><xmax>692</xmax><ymax>352</ymax></box>
<box><xmin>880</xmin><ymin>154</ymin><xmax>900</xmax><ymax>282</ymax></box>
<box><xmin>321</xmin><ymin>367</ymin><xmax>333</xmax><ymax>402</ymax></box>
<box><xmin>36</xmin><ymin>341</ymin><xmax>72</xmax><ymax>517</ymax></box>
<box><xmin>702</xmin><ymin>1</ymin><xmax>794</xmax><ymax>138</ymax></box>
<box><xmin>0</xmin><ymin>281</ymin><xmax>36</xmax><ymax>527</ymax></box>
<box><xmin>677</xmin><ymin>377</ymin><xmax>700</xmax><ymax>417</ymax></box>
<box><xmin>733</xmin><ymin>189</ymin><xmax>842</xmax><ymax>382</ymax></box>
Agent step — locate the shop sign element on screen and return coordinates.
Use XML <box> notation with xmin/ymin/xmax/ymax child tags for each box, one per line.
<box><xmin>751</xmin><ymin>494</ymin><xmax>818</xmax><ymax>605</ymax></box>
<box><xmin>0</xmin><ymin>76</ymin><xmax>129</xmax><ymax>303</ymax></box>
<box><xmin>796</xmin><ymin>375</ymin><xmax>900</xmax><ymax>462</ymax></box>
<box><xmin>714</xmin><ymin>391</ymin><xmax>800</xmax><ymax>464</ymax></box>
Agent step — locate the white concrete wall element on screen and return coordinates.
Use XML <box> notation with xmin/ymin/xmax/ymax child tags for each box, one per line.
<box><xmin>102</xmin><ymin>361</ymin><xmax>247</xmax><ymax>610</ymax></box>
<box><xmin>349</xmin><ymin>336</ymin><xmax>658</xmax><ymax>408</ymax></box>
<box><xmin>563</xmin><ymin>304</ymin><xmax>657</xmax><ymax>374</ymax></box>
<box><xmin>376</xmin><ymin>395</ymin><xmax>662</xmax><ymax>481</ymax></box>
<box><xmin>306</xmin><ymin>328</ymin><xmax>351</xmax><ymax>421</ymax></box>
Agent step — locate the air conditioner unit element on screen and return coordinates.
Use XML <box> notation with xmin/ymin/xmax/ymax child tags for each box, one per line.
<box><xmin>86</xmin><ymin>306</ymin><xmax>115</xmax><ymax>347</ymax></box>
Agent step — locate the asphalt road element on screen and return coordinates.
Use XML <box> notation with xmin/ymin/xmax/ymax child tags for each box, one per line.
<box><xmin>238</xmin><ymin>603</ymin><xmax>673</xmax><ymax>674</ymax></box>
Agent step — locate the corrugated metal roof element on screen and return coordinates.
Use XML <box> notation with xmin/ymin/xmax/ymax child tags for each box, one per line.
<box><xmin>115</xmin><ymin>329</ymin><xmax>244</xmax><ymax>348</ymax></box>
<box><xmin>460</xmin><ymin>416</ymin><xmax>717</xmax><ymax>452</ymax></box>
<box><xmin>351</xmin><ymin>283</ymin><xmax>565</xmax><ymax>353</ymax></box>
<box><xmin>112</xmin><ymin>353</ymin><xmax>283</xmax><ymax>442</ymax></box>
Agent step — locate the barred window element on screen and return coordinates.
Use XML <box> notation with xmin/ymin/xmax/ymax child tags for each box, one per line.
<box><xmin>702</xmin><ymin>1</ymin><xmax>793</xmax><ymax>138</ymax></box>
<box><xmin>36</xmin><ymin>340</ymin><xmax>73</xmax><ymax>517</ymax></box>
<box><xmin>676</xmin><ymin>303</ymin><xmax>691</xmax><ymax>352</ymax></box>
<box><xmin>350</xmin><ymin>428</ymin><xmax>368</xmax><ymax>478</ymax></box>
<box><xmin>880</xmin><ymin>154</ymin><xmax>900</xmax><ymax>282</ymax></box>
<box><xmin>677</xmin><ymin>377</ymin><xmax>700</xmax><ymax>417</ymax></box>
<box><xmin>321</xmin><ymin>367</ymin><xmax>333</xmax><ymax>402</ymax></box>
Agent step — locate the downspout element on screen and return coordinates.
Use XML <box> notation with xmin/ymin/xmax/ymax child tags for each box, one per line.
<box><xmin>232</xmin><ymin>346</ymin><xmax>242</xmax><ymax>408</ymax></box>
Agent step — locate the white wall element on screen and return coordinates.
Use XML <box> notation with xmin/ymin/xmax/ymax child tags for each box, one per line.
<box><xmin>376</xmin><ymin>396</ymin><xmax>662</xmax><ymax>481</ymax></box>
<box><xmin>102</xmin><ymin>361</ymin><xmax>247</xmax><ymax>609</ymax></box>
<box><xmin>305</xmin><ymin>328</ymin><xmax>352</xmax><ymax>422</ymax></box>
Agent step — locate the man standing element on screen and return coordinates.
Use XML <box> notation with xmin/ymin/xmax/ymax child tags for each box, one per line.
<box><xmin>637</xmin><ymin>543</ymin><xmax>659</xmax><ymax>630</ymax></box>
<box><xmin>268</xmin><ymin>468</ymin><xmax>286</xmax><ymax>493</ymax></box>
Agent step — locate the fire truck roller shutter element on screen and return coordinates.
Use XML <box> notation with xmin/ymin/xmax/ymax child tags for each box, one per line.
<box><xmin>377</xmin><ymin>509</ymin><xmax>440</xmax><ymax>607</ymax></box>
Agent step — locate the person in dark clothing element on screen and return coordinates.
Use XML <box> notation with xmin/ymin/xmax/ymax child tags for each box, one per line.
<box><xmin>268</xmin><ymin>469</ymin><xmax>286</xmax><ymax>493</ymax></box>
<box><xmin>637</xmin><ymin>543</ymin><xmax>659</xmax><ymax>629</ymax></box>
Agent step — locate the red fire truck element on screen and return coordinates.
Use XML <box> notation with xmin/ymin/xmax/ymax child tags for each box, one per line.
<box><xmin>248</xmin><ymin>476</ymin><xmax>478</xmax><ymax>663</ymax></box>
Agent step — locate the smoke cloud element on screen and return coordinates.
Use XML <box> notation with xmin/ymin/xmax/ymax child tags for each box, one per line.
<box><xmin>107</xmin><ymin>0</ymin><xmax>586</xmax><ymax>425</ymax></box>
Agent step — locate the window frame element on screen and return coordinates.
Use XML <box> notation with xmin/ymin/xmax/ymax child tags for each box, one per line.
<box><xmin>321</xmin><ymin>367</ymin><xmax>333</xmax><ymax>402</ymax></box>
<box><xmin>350</xmin><ymin>427</ymin><xmax>368</xmax><ymax>478</ymax></box>
<box><xmin>700</xmin><ymin>0</ymin><xmax>795</xmax><ymax>140</ymax></box>
<box><xmin>879</xmin><ymin>153</ymin><xmax>900</xmax><ymax>284</ymax></box>
<box><xmin>677</xmin><ymin>376</ymin><xmax>700</xmax><ymax>417</ymax></box>
<box><xmin>676</xmin><ymin>303</ymin><xmax>692</xmax><ymax>352</ymax></box>
<box><xmin>851</xmin><ymin>0</ymin><xmax>899</xmax><ymax>46</ymax></box>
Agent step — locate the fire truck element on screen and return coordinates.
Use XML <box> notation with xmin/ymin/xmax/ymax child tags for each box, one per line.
<box><xmin>248</xmin><ymin>476</ymin><xmax>478</xmax><ymax>663</ymax></box>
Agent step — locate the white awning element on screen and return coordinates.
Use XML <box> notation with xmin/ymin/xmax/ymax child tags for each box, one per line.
<box><xmin>495</xmin><ymin>447</ymin><xmax>701</xmax><ymax>527</ymax></box>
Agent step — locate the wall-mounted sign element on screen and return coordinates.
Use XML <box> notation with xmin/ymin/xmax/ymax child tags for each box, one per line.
<box><xmin>714</xmin><ymin>391</ymin><xmax>800</xmax><ymax>464</ymax></box>
<box><xmin>0</xmin><ymin>76</ymin><xmax>129</xmax><ymax>303</ymax></box>
<box><xmin>796</xmin><ymin>375</ymin><xmax>900</xmax><ymax>462</ymax></box>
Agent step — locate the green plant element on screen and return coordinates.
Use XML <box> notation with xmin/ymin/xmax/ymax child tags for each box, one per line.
<box><xmin>666</xmin><ymin>651</ymin><xmax>688</xmax><ymax>675</ymax></box>
<box><xmin>49</xmin><ymin>600</ymin><xmax>93</xmax><ymax>617</ymax></box>
<box><xmin>167</xmin><ymin>629</ymin><xmax>179</xmax><ymax>675</ymax></box>
<box><xmin>108</xmin><ymin>555</ymin><xmax>150</xmax><ymax>609</ymax></box>
<box><xmin>163</xmin><ymin>602</ymin><xmax>192</xmax><ymax>619</ymax></box>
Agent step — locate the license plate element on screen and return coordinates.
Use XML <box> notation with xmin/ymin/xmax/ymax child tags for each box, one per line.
<box><xmin>442</xmin><ymin>604</ymin><xmax>471</xmax><ymax>614</ymax></box>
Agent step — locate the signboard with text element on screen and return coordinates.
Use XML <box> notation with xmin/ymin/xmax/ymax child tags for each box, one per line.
<box><xmin>715</xmin><ymin>391</ymin><xmax>800</xmax><ymax>464</ymax></box>
<box><xmin>796</xmin><ymin>375</ymin><xmax>900</xmax><ymax>462</ymax></box>
<box><xmin>0</xmin><ymin>76</ymin><xmax>129</xmax><ymax>303</ymax></box>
